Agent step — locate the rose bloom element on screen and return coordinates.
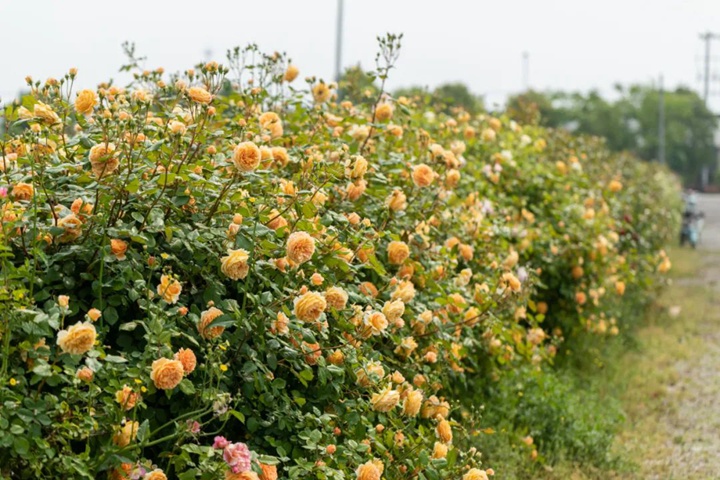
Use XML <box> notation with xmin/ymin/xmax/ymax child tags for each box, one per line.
<box><xmin>157</xmin><ymin>274</ymin><xmax>182</xmax><ymax>304</ymax></box>
<box><xmin>437</xmin><ymin>419</ymin><xmax>453</xmax><ymax>443</ymax></box>
<box><xmin>463</xmin><ymin>468</ymin><xmax>489</xmax><ymax>480</ymax></box>
<box><xmin>169</xmin><ymin>120</ymin><xmax>187</xmax><ymax>135</ymax></box>
<box><xmin>266</xmin><ymin>209</ymin><xmax>288</xmax><ymax>231</ymax></box>
<box><xmin>327</xmin><ymin>349</ymin><xmax>345</xmax><ymax>365</ymax></box>
<box><xmin>386</xmin><ymin>189</ymin><xmax>407</xmax><ymax>211</ymax></box>
<box><xmin>150</xmin><ymin>357</ymin><xmax>185</xmax><ymax>390</ymax></box>
<box><xmin>89</xmin><ymin>142</ymin><xmax>119</xmax><ymax>177</ymax></box>
<box><xmin>386</xmin><ymin>124</ymin><xmax>403</xmax><ymax>137</ymax></box>
<box><xmin>615</xmin><ymin>280</ymin><xmax>626</xmax><ymax>296</ymax></box>
<box><xmin>356</xmin><ymin>362</ymin><xmax>385</xmax><ymax>387</ymax></box>
<box><xmin>608</xmin><ymin>179</ymin><xmax>623</xmax><ymax>192</ymax></box>
<box><xmin>112</xmin><ymin>420</ymin><xmax>139</xmax><ymax>447</ymax></box>
<box><xmin>394</xmin><ymin>336</ymin><xmax>418</xmax><ymax>358</ymax></box>
<box><xmin>259</xmin><ymin>463</ymin><xmax>278</xmax><ymax>480</ymax></box>
<box><xmin>187</xmin><ymin>86</ymin><xmax>213</xmax><ymax>104</ymax></box>
<box><xmin>387</xmin><ymin>241</ymin><xmax>410</xmax><ymax>265</ymax></box>
<box><xmin>286</xmin><ymin>231</ymin><xmax>315</xmax><ymax>264</ymax></box>
<box><xmin>356</xmin><ymin>460</ymin><xmax>383</xmax><ymax>480</ymax></box>
<box><xmin>346</xmin><ymin>212</ymin><xmax>361</xmax><ymax>225</ymax></box>
<box><xmin>144</xmin><ymin>469</ymin><xmax>168</xmax><ymax>480</ymax></box>
<box><xmin>293</xmin><ymin>291</ymin><xmax>327</xmax><ymax>322</ymax></box>
<box><xmin>575</xmin><ymin>291</ymin><xmax>587</xmax><ymax>305</ymax></box>
<box><xmin>422</xmin><ymin>395</ymin><xmax>451</xmax><ymax>419</ymax></box>
<box><xmin>283</xmin><ymin>64</ymin><xmax>299</xmax><ymax>82</ymax></box>
<box><xmin>432</xmin><ymin>442</ymin><xmax>448</xmax><ymax>459</ymax></box>
<box><xmin>11</xmin><ymin>182</ymin><xmax>33</xmax><ymax>201</ymax></box>
<box><xmin>312</xmin><ymin>82</ymin><xmax>331</xmax><ymax>103</ymax></box>
<box><xmin>223</xmin><ymin>442</ymin><xmax>252</xmax><ymax>474</ymax></box>
<box><xmin>459</xmin><ymin>244</ymin><xmax>474</xmax><ymax>261</ymax></box>
<box><xmin>175</xmin><ymin>347</ymin><xmax>197</xmax><ymax>374</ymax></box>
<box><xmin>56</xmin><ymin>321</ymin><xmax>96</xmax><ymax>355</ymax></box>
<box><xmin>270</xmin><ymin>312</ymin><xmax>290</xmax><ymax>335</ymax></box>
<box><xmin>33</xmin><ymin>102</ymin><xmax>61</xmax><ymax>125</ymax></box>
<box><xmin>259</xmin><ymin>111</ymin><xmax>282</xmax><ymax>134</ymax></box>
<box><xmin>371</xmin><ymin>387</ymin><xmax>400</xmax><ymax>412</ymax></box>
<box><xmin>76</xmin><ymin>366</ymin><xmax>94</xmax><ymax>382</ymax></box>
<box><xmin>412</xmin><ymin>164</ymin><xmax>435</xmax><ymax>188</ymax></box>
<box><xmin>86</xmin><ymin>308</ymin><xmax>102</xmax><ymax>322</ymax></box>
<box><xmin>198</xmin><ymin>307</ymin><xmax>225</xmax><ymax>339</ymax></box>
<box><xmin>349</xmin><ymin>155</ymin><xmax>368</xmax><ymax>179</ymax></box>
<box><xmin>110</xmin><ymin>239</ymin><xmax>128</xmax><ymax>260</ymax></box>
<box><xmin>347</xmin><ymin>180</ymin><xmax>367</xmax><ymax>201</ymax></box>
<box><xmin>391</xmin><ymin>280</ymin><xmax>415</xmax><ymax>303</ymax></box>
<box><xmin>382</xmin><ymin>300</ymin><xmax>405</xmax><ymax>322</ymax></box>
<box><xmin>233</xmin><ymin>142</ymin><xmax>261</xmax><ymax>172</ymax></box>
<box><xmin>75</xmin><ymin>89</ymin><xmax>97</xmax><ymax>114</ymax></box>
<box><xmin>375</xmin><ymin>103</ymin><xmax>393</xmax><ymax>122</ymax></box>
<box><xmin>402</xmin><ymin>388</ymin><xmax>424</xmax><ymax>416</ymax></box>
<box><xmin>325</xmin><ymin>286</ymin><xmax>348</xmax><ymax>310</ymax></box>
<box><xmin>221</xmin><ymin>248</ymin><xmax>250</xmax><ymax>280</ymax></box>
<box><xmin>115</xmin><ymin>385</ymin><xmax>139</xmax><ymax>410</ymax></box>
<box><xmin>226</xmin><ymin>472</ymin><xmax>260</xmax><ymax>480</ymax></box>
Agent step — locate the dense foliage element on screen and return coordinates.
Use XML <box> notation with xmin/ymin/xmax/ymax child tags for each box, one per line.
<box><xmin>0</xmin><ymin>37</ymin><xmax>678</xmax><ymax>479</ymax></box>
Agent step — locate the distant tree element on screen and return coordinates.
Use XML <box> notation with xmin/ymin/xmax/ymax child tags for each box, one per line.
<box><xmin>433</xmin><ymin>83</ymin><xmax>484</xmax><ymax>115</ymax></box>
<box><xmin>338</xmin><ymin>64</ymin><xmax>378</xmax><ymax>105</ymax></box>
<box><xmin>508</xmin><ymin>86</ymin><xmax>717</xmax><ymax>185</ymax></box>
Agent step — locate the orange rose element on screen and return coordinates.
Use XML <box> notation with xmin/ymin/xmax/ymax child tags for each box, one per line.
<box><xmin>150</xmin><ymin>357</ymin><xmax>184</xmax><ymax>390</ymax></box>
<box><xmin>387</xmin><ymin>241</ymin><xmax>409</xmax><ymax>265</ymax></box>
<box><xmin>198</xmin><ymin>307</ymin><xmax>225</xmax><ymax>339</ymax></box>
<box><xmin>175</xmin><ymin>348</ymin><xmax>197</xmax><ymax>374</ymax></box>
<box><xmin>233</xmin><ymin>142</ymin><xmax>261</xmax><ymax>172</ymax></box>
<box><xmin>412</xmin><ymin>164</ymin><xmax>435</xmax><ymax>188</ymax></box>
<box><xmin>187</xmin><ymin>86</ymin><xmax>213</xmax><ymax>104</ymax></box>
<box><xmin>110</xmin><ymin>239</ymin><xmax>128</xmax><ymax>260</ymax></box>
<box><xmin>157</xmin><ymin>275</ymin><xmax>182</xmax><ymax>304</ymax></box>
<box><xmin>56</xmin><ymin>321</ymin><xmax>96</xmax><ymax>355</ymax></box>
<box><xmin>74</xmin><ymin>89</ymin><xmax>97</xmax><ymax>114</ymax></box>
<box><xmin>286</xmin><ymin>231</ymin><xmax>315</xmax><ymax>265</ymax></box>
<box><xmin>293</xmin><ymin>291</ymin><xmax>326</xmax><ymax>322</ymax></box>
<box><xmin>11</xmin><ymin>182</ymin><xmax>33</xmax><ymax>201</ymax></box>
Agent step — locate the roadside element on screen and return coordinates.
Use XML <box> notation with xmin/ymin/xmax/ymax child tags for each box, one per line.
<box><xmin>612</xmin><ymin>191</ymin><xmax>720</xmax><ymax>478</ymax></box>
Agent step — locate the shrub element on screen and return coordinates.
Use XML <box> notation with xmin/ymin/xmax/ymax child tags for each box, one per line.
<box><xmin>0</xmin><ymin>37</ymin><xmax>677</xmax><ymax>479</ymax></box>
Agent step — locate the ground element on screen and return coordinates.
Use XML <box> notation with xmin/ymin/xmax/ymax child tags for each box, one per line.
<box><xmin>614</xmin><ymin>193</ymin><xmax>720</xmax><ymax>479</ymax></box>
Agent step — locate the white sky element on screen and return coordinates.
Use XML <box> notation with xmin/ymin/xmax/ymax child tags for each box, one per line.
<box><xmin>2</xmin><ymin>0</ymin><xmax>720</xmax><ymax>111</ymax></box>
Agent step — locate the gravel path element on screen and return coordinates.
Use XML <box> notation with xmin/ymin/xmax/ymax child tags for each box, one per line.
<box><xmin>639</xmin><ymin>193</ymin><xmax>720</xmax><ymax>478</ymax></box>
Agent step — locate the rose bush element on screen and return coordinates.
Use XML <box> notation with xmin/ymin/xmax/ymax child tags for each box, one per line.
<box><xmin>0</xmin><ymin>36</ymin><xmax>678</xmax><ymax>479</ymax></box>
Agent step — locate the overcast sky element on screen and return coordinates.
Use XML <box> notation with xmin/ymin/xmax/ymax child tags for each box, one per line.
<box><xmin>2</xmin><ymin>0</ymin><xmax>720</xmax><ymax>111</ymax></box>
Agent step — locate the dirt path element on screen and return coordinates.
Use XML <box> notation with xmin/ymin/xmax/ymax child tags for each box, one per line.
<box><xmin>618</xmin><ymin>194</ymin><xmax>720</xmax><ymax>479</ymax></box>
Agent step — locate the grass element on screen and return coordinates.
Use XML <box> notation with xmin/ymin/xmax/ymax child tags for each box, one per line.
<box><xmin>501</xmin><ymin>248</ymin><xmax>714</xmax><ymax>480</ymax></box>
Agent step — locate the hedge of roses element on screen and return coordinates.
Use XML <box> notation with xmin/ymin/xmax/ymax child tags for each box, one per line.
<box><xmin>0</xmin><ymin>38</ymin><xmax>678</xmax><ymax>479</ymax></box>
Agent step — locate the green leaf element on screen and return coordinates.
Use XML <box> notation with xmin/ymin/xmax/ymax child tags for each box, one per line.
<box><xmin>104</xmin><ymin>355</ymin><xmax>128</xmax><ymax>363</ymax></box>
<box><xmin>13</xmin><ymin>436</ymin><xmax>30</xmax><ymax>456</ymax></box>
<box><xmin>179</xmin><ymin>379</ymin><xmax>196</xmax><ymax>395</ymax></box>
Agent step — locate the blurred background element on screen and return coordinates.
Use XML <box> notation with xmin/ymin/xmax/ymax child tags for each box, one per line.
<box><xmin>2</xmin><ymin>0</ymin><xmax>720</xmax><ymax>188</ymax></box>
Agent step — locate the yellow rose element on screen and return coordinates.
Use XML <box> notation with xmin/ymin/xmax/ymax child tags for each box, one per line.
<box><xmin>463</xmin><ymin>468</ymin><xmax>489</xmax><ymax>480</ymax></box>
<box><xmin>374</xmin><ymin>103</ymin><xmax>393</xmax><ymax>122</ymax></box>
<box><xmin>259</xmin><ymin>112</ymin><xmax>283</xmax><ymax>138</ymax></box>
<box><xmin>221</xmin><ymin>248</ymin><xmax>250</xmax><ymax>280</ymax></box>
<box><xmin>608</xmin><ymin>179</ymin><xmax>623</xmax><ymax>192</ymax></box>
<box><xmin>112</xmin><ymin>420</ymin><xmax>139</xmax><ymax>447</ymax></box>
<box><xmin>402</xmin><ymin>388</ymin><xmax>423</xmax><ymax>417</ymax></box>
<box><xmin>89</xmin><ymin>142</ymin><xmax>119</xmax><ymax>178</ymax></box>
<box><xmin>355</xmin><ymin>460</ymin><xmax>383</xmax><ymax>480</ymax></box>
<box><xmin>233</xmin><ymin>141</ymin><xmax>261</xmax><ymax>172</ymax></box>
<box><xmin>412</xmin><ymin>164</ymin><xmax>435</xmax><ymax>188</ymax></box>
<box><xmin>87</xmin><ymin>308</ymin><xmax>102</xmax><ymax>322</ymax></box>
<box><xmin>312</xmin><ymin>82</ymin><xmax>331</xmax><ymax>103</ymax></box>
<box><xmin>115</xmin><ymin>385</ymin><xmax>139</xmax><ymax>410</ymax></box>
<box><xmin>387</xmin><ymin>241</ymin><xmax>410</xmax><ymax>265</ymax></box>
<box><xmin>286</xmin><ymin>231</ymin><xmax>315</xmax><ymax>265</ymax></box>
<box><xmin>74</xmin><ymin>89</ymin><xmax>97</xmax><ymax>114</ymax></box>
<box><xmin>150</xmin><ymin>357</ymin><xmax>184</xmax><ymax>390</ymax></box>
<box><xmin>385</xmin><ymin>189</ymin><xmax>407</xmax><ymax>211</ymax></box>
<box><xmin>198</xmin><ymin>307</ymin><xmax>225</xmax><ymax>339</ymax></box>
<box><xmin>56</xmin><ymin>321</ymin><xmax>96</xmax><ymax>355</ymax></box>
<box><xmin>283</xmin><ymin>65</ymin><xmax>299</xmax><ymax>83</ymax></box>
<box><xmin>293</xmin><ymin>291</ymin><xmax>326</xmax><ymax>322</ymax></box>
<box><xmin>33</xmin><ymin>102</ymin><xmax>61</xmax><ymax>125</ymax></box>
<box><xmin>432</xmin><ymin>441</ymin><xmax>448</xmax><ymax>459</ymax></box>
<box><xmin>615</xmin><ymin>280</ymin><xmax>626</xmax><ymax>296</ymax></box>
<box><xmin>270</xmin><ymin>147</ymin><xmax>289</xmax><ymax>166</ymax></box>
<box><xmin>382</xmin><ymin>299</ymin><xmax>404</xmax><ymax>322</ymax></box>
<box><xmin>436</xmin><ymin>419</ymin><xmax>452</xmax><ymax>443</ymax></box>
<box><xmin>76</xmin><ymin>367</ymin><xmax>94</xmax><ymax>382</ymax></box>
<box><xmin>174</xmin><ymin>347</ymin><xmax>197</xmax><ymax>374</ymax></box>
<box><xmin>157</xmin><ymin>274</ymin><xmax>182</xmax><ymax>304</ymax></box>
<box><xmin>110</xmin><ymin>239</ymin><xmax>128</xmax><ymax>260</ymax></box>
<box><xmin>187</xmin><ymin>86</ymin><xmax>213</xmax><ymax>104</ymax></box>
<box><xmin>325</xmin><ymin>286</ymin><xmax>348</xmax><ymax>310</ymax></box>
<box><xmin>355</xmin><ymin>362</ymin><xmax>384</xmax><ymax>387</ymax></box>
<box><xmin>144</xmin><ymin>469</ymin><xmax>168</xmax><ymax>480</ymax></box>
<box><xmin>11</xmin><ymin>182</ymin><xmax>33</xmax><ymax>201</ymax></box>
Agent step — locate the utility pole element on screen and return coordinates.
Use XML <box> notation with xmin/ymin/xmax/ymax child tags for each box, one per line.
<box><xmin>658</xmin><ymin>74</ymin><xmax>666</xmax><ymax>164</ymax></box>
<box><xmin>522</xmin><ymin>51</ymin><xmax>529</xmax><ymax>91</ymax></box>
<box><xmin>699</xmin><ymin>32</ymin><xmax>720</xmax><ymax>189</ymax></box>
<box><xmin>699</xmin><ymin>32</ymin><xmax>720</xmax><ymax>103</ymax></box>
<box><xmin>334</xmin><ymin>0</ymin><xmax>344</xmax><ymax>83</ymax></box>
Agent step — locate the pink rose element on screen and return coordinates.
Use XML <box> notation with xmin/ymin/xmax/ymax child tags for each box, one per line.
<box><xmin>223</xmin><ymin>442</ymin><xmax>251</xmax><ymax>473</ymax></box>
<box><xmin>212</xmin><ymin>436</ymin><xmax>229</xmax><ymax>449</ymax></box>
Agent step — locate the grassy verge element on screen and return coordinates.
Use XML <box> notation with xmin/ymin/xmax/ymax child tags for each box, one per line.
<box><xmin>480</xmin><ymin>249</ymin><xmax>711</xmax><ymax>479</ymax></box>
